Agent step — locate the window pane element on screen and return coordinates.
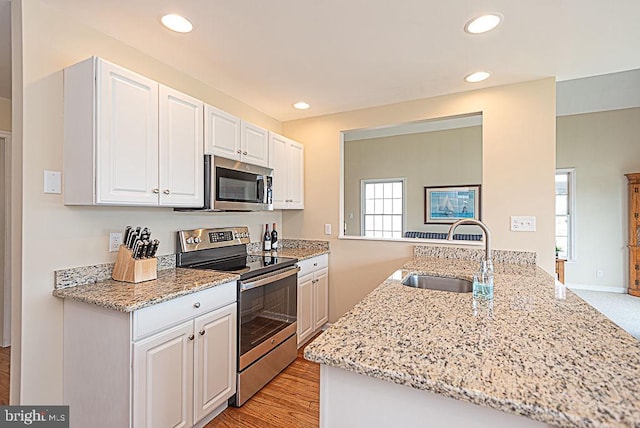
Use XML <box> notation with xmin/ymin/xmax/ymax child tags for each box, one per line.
<box><xmin>375</xmin><ymin>183</ymin><xmax>384</xmax><ymax>198</ymax></box>
<box><xmin>365</xmin><ymin>215</ymin><xmax>373</xmax><ymax>231</ymax></box>
<box><xmin>392</xmin><ymin>215</ymin><xmax>402</xmax><ymax>232</ymax></box>
<box><xmin>383</xmin><ymin>199</ymin><xmax>392</xmax><ymax>214</ymax></box>
<box><xmin>382</xmin><ymin>215</ymin><xmax>392</xmax><ymax>231</ymax></box>
<box><xmin>374</xmin><ymin>215</ymin><xmax>383</xmax><ymax>230</ymax></box>
<box><xmin>365</xmin><ymin>184</ymin><xmax>375</xmax><ymax>199</ymax></box>
<box><xmin>393</xmin><ymin>182</ymin><xmax>402</xmax><ymax>198</ymax></box>
<box><xmin>365</xmin><ymin>199</ymin><xmax>374</xmax><ymax>214</ymax></box>
<box><xmin>555</xmin><ymin>195</ymin><xmax>568</xmax><ymax>215</ymax></box>
<box><xmin>374</xmin><ymin>199</ymin><xmax>383</xmax><ymax>214</ymax></box>
<box><xmin>383</xmin><ymin>182</ymin><xmax>393</xmax><ymax>198</ymax></box>
<box><xmin>555</xmin><ymin>174</ymin><xmax>568</xmax><ymax>194</ymax></box>
<box><xmin>556</xmin><ymin>216</ymin><xmax>568</xmax><ymax>236</ymax></box>
<box><xmin>556</xmin><ymin>237</ymin><xmax>568</xmax><ymax>256</ymax></box>
<box><xmin>393</xmin><ymin>198</ymin><xmax>402</xmax><ymax>214</ymax></box>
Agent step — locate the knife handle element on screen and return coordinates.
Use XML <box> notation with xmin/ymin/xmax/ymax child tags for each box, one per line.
<box><xmin>123</xmin><ymin>226</ymin><xmax>132</xmax><ymax>245</ymax></box>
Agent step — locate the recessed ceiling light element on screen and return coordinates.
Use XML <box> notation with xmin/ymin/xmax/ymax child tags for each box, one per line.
<box><xmin>464</xmin><ymin>14</ymin><xmax>502</xmax><ymax>34</ymax></box>
<box><xmin>465</xmin><ymin>71</ymin><xmax>490</xmax><ymax>83</ymax></box>
<box><xmin>293</xmin><ymin>102</ymin><xmax>310</xmax><ymax>110</ymax></box>
<box><xmin>161</xmin><ymin>14</ymin><xmax>193</xmax><ymax>33</ymax></box>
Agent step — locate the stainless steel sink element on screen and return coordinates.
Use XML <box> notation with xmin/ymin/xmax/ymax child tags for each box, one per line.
<box><xmin>402</xmin><ymin>274</ymin><xmax>472</xmax><ymax>293</ymax></box>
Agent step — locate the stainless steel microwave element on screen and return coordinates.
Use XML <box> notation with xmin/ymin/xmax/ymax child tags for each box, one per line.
<box><xmin>202</xmin><ymin>155</ymin><xmax>273</xmax><ymax>211</ymax></box>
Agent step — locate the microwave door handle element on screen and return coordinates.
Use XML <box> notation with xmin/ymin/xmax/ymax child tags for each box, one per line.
<box><xmin>240</xmin><ymin>266</ymin><xmax>300</xmax><ymax>291</ymax></box>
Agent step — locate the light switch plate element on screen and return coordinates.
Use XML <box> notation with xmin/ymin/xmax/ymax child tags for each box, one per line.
<box><xmin>324</xmin><ymin>224</ymin><xmax>332</xmax><ymax>235</ymax></box>
<box><xmin>44</xmin><ymin>170</ymin><xmax>62</xmax><ymax>194</ymax></box>
<box><xmin>510</xmin><ymin>216</ymin><xmax>536</xmax><ymax>232</ymax></box>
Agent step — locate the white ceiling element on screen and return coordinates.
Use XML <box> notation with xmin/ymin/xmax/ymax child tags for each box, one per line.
<box><xmin>7</xmin><ymin>1</ymin><xmax>640</xmax><ymax>121</ymax></box>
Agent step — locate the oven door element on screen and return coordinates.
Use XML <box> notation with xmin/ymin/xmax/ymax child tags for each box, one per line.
<box><xmin>210</xmin><ymin>156</ymin><xmax>273</xmax><ymax>211</ymax></box>
<box><xmin>237</xmin><ymin>266</ymin><xmax>298</xmax><ymax>371</ymax></box>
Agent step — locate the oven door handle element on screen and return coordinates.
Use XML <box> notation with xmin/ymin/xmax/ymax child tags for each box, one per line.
<box><xmin>239</xmin><ymin>266</ymin><xmax>300</xmax><ymax>291</ymax></box>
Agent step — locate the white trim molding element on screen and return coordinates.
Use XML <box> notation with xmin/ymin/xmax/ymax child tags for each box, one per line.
<box><xmin>567</xmin><ymin>283</ymin><xmax>627</xmax><ymax>294</ymax></box>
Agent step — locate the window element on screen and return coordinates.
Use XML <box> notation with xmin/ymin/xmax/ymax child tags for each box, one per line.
<box><xmin>361</xmin><ymin>179</ymin><xmax>405</xmax><ymax>238</ymax></box>
<box><xmin>555</xmin><ymin>169</ymin><xmax>575</xmax><ymax>260</ymax></box>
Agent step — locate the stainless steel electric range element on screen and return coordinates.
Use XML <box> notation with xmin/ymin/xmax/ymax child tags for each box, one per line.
<box><xmin>176</xmin><ymin>226</ymin><xmax>299</xmax><ymax>406</ymax></box>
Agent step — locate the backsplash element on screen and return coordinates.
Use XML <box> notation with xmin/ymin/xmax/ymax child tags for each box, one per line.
<box><xmin>54</xmin><ymin>254</ymin><xmax>176</xmax><ymax>289</ymax></box>
<box><xmin>413</xmin><ymin>245</ymin><xmax>537</xmax><ymax>265</ymax></box>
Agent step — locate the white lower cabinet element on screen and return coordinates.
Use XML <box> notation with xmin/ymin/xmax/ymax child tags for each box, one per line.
<box><xmin>133</xmin><ymin>303</ymin><xmax>236</xmax><ymax>428</ymax></box>
<box><xmin>297</xmin><ymin>254</ymin><xmax>329</xmax><ymax>346</ymax></box>
<box><xmin>62</xmin><ymin>281</ymin><xmax>237</xmax><ymax>428</ymax></box>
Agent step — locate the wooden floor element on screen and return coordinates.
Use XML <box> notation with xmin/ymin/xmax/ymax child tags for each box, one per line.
<box><xmin>0</xmin><ymin>346</ymin><xmax>9</xmax><ymax>405</ymax></box>
<box><xmin>206</xmin><ymin>340</ymin><xmax>320</xmax><ymax>428</ymax></box>
<box><xmin>0</xmin><ymin>341</ymin><xmax>319</xmax><ymax>427</ymax></box>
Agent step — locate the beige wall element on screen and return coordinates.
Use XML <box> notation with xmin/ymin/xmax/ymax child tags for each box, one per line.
<box><xmin>557</xmin><ymin>107</ymin><xmax>640</xmax><ymax>290</ymax></box>
<box><xmin>15</xmin><ymin>0</ymin><xmax>283</xmax><ymax>403</ymax></box>
<box><xmin>283</xmin><ymin>78</ymin><xmax>556</xmax><ymax>322</ymax></box>
<box><xmin>344</xmin><ymin>126</ymin><xmax>482</xmax><ymax>235</ymax></box>
<box><xmin>0</xmin><ymin>97</ymin><xmax>10</xmax><ymax>131</ymax></box>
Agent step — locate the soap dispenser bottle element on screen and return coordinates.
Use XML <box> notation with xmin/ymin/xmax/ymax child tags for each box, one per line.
<box><xmin>473</xmin><ymin>259</ymin><xmax>494</xmax><ymax>300</ymax></box>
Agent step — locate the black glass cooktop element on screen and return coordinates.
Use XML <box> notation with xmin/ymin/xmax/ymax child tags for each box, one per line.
<box><xmin>192</xmin><ymin>254</ymin><xmax>297</xmax><ymax>280</ymax></box>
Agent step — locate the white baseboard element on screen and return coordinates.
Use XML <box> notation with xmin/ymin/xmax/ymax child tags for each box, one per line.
<box><xmin>566</xmin><ymin>283</ymin><xmax>627</xmax><ymax>294</ymax></box>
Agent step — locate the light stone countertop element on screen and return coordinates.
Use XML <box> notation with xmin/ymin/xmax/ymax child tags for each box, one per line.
<box><xmin>52</xmin><ymin>268</ymin><xmax>239</xmax><ymax>312</ymax></box>
<box><xmin>250</xmin><ymin>247</ymin><xmax>330</xmax><ymax>261</ymax></box>
<box><xmin>304</xmin><ymin>256</ymin><xmax>640</xmax><ymax>428</ymax></box>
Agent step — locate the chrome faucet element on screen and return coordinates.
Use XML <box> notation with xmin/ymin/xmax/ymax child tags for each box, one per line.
<box><xmin>447</xmin><ymin>219</ymin><xmax>492</xmax><ymax>264</ymax></box>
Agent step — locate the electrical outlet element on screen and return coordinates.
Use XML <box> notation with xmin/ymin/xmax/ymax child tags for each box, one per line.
<box><xmin>596</xmin><ymin>269</ymin><xmax>604</xmax><ymax>279</ymax></box>
<box><xmin>109</xmin><ymin>232</ymin><xmax>123</xmax><ymax>252</ymax></box>
<box><xmin>510</xmin><ymin>216</ymin><xmax>536</xmax><ymax>232</ymax></box>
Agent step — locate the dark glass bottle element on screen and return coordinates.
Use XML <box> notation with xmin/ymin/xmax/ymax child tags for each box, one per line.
<box><xmin>271</xmin><ymin>223</ymin><xmax>278</xmax><ymax>252</ymax></box>
<box><xmin>263</xmin><ymin>223</ymin><xmax>272</xmax><ymax>251</ymax></box>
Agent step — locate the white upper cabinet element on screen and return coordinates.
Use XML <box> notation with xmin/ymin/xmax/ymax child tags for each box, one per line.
<box><xmin>63</xmin><ymin>57</ymin><xmax>204</xmax><ymax>207</ymax></box>
<box><xmin>204</xmin><ymin>104</ymin><xmax>241</xmax><ymax>159</ymax></box>
<box><xmin>96</xmin><ymin>59</ymin><xmax>159</xmax><ymax>205</ymax></box>
<box><xmin>159</xmin><ymin>85</ymin><xmax>204</xmax><ymax>207</ymax></box>
<box><xmin>240</xmin><ymin>121</ymin><xmax>269</xmax><ymax>167</ymax></box>
<box><xmin>269</xmin><ymin>132</ymin><xmax>304</xmax><ymax>209</ymax></box>
<box><xmin>204</xmin><ymin>104</ymin><xmax>269</xmax><ymax>167</ymax></box>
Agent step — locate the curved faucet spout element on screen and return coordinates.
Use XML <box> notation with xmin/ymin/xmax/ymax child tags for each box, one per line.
<box><xmin>447</xmin><ymin>219</ymin><xmax>492</xmax><ymax>263</ymax></box>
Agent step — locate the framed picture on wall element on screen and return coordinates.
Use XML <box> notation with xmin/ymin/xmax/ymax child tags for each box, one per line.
<box><xmin>424</xmin><ymin>185</ymin><xmax>481</xmax><ymax>224</ymax></box>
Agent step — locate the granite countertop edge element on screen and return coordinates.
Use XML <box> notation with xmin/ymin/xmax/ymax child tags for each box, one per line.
<box><xmin>52</xmin><ymin>269</ymin><xmax>240</xmax><ymax>313</ymax></box>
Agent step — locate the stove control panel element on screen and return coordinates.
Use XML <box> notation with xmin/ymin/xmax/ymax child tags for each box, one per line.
<box><xmin>177</xmin><ymin>226</ymin><xmax>251</xmax><ymax>252</ymax></box>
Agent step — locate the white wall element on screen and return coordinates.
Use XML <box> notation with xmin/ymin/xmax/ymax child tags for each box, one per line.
<box><xmin>556</xmin><ymin>107</ymin><xmax>640</xmax><ymax>291</ymax></box>
<box><xmin>283</xmin><ymin>78</ymin><xmax>556</xmax><ymax>322</ymax></box>
<box><xmin>14</xmin><ymin>0</ymin><xmax>284</xmax><ymax>404</ymax></box>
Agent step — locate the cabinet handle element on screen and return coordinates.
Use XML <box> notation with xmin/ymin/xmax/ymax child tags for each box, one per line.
<box><xmin>199</xmin><ymin>329</ymin><xmax>206</xmax><ymax>336</ymax></box>
<box><xmin>313</xmin><ymin>263</ymin><xmax>318</xmax><ymax>267</ymax></box>
<box><xmin>152</xmin><ymin>188</ymin><xmax>159</xmax><ymax>194</ymax></box>
<box><xmin>163</xmin><ymin>189</ymin><xmax>170</xmax><ymax>194</ymax></box>
<box><xmin>193</xmin><ymin>302</ymin><xmax>201</xmax><ymax>308</ymax></box>
<box><xmin>188</xmin><ymin>334</ymin><xmax>195</xmax><ymax>341</ymax></box>
<box><xmin>237</xmin><ymin>149</ymin><xmax>242</xmax><ymax>154</ymax></box>
<box><xmin>243</xmin><ymin>151</ymin><xmax>248</xmax><ymax>155</ymax></box>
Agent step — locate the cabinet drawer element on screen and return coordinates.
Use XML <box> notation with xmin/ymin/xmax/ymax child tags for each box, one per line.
<box><xmin>297</xmin><ymin>254</ymin><xmax>328</xmax><ymax>277</ymax></box>
<box><xmin>133</xmin><ymin>281</ymin><xmax>236</xmax><ymax>341</ymax></box>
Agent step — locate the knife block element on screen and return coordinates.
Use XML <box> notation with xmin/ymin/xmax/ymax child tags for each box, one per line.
<box><xmin>112</xmin><ymin>245</ymin><xmax>157</xmax><ymax>284</ymax></box>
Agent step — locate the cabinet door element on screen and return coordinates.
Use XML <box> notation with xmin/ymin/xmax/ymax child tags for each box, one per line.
<box><xmin>133</xmin><ymin>321</ymin><xmax>194</xmax><ymax>428</ymax></box>
<box><xmin>97</xmin><ymin>59</ymin><xmax>159</xmax><ymax>205</ymax></box>
<box><xmin>159</xmin><ymin>86</ymin><xmax>204</xmax><ymax>207</ymax></box>
<box><xmin>297</xmin><ymin>273</ymin><xmax>314</xmax><ymax>346</ymax></box>
<box><xmin>633</xmin><ymin>184</ymin><xmax>640</xmax><ymax>246</ymax></box>
<box><xmin>313</xmin><ymin>268</ymin><xmax>329</xmax><ymax>330</ymax></box>
<box><xmin>193</xmin><ymin>303</ymin><xmax>237</xmax><ymax>424</ymax></box>
<box><xmin>269</xmin><ymin>133</ymin><xmax>289</xmax><ymax>209</ymax></box>
<box><xmin>204</xmin><ymin>104</ymin><xmax>241</xmax><ymax>159</ymax></box>
<box><xmin>287</xmin><ymin>140</ymin><xmax>305</xmax><ymax>209</ymax></box>
<box><xmin>241</xmin><ymin>121</ymin><xmax>269</xmax><ymax>167</ymax></box>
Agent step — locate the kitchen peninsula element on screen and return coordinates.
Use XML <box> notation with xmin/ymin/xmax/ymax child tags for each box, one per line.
<box><xmin>305</xmin><ymin>246</ymin><xmax>640</xmax><ymax>428</ymax></box>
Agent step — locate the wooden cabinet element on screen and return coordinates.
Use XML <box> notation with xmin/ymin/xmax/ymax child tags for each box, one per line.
<box><xmin>204</xmin><ymin>104</ymin><xmax>269</xmax><ymax>167</ymax></box>
<box><xmin>626</xmin><ymin>173</ymin><xmax>640</xmax><ymax>297</ymax></box>
<box><xmin>297</xmin><ymin>254</ymin><xmax>329</xmax><ymax>346</ymax></box>
<box><xmin>555</xmin><ymin>258</ymin><xmax>566</xmax><ymax>284</ymax></box>
<box><xmin>269</xmin><ymin>132</ymin><xmax>304</xmax><ymax>209</ymax></box>
<box><xmin>64</xmin><ymin>57</ymin><xmax>203</xmax><ymax>207</ymax></box>
<box><xmin>63</xmin><ymin>281</ymin><xmax>237</xmax><ymax>428</ymax></box>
